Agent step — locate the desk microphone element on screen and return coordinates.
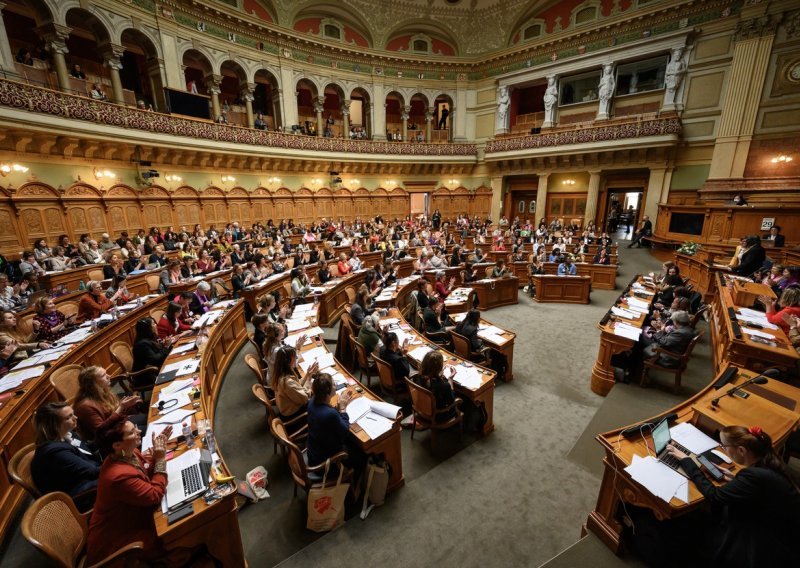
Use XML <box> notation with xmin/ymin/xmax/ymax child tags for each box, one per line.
<box><xmin>710</xmin><ymin>368</ymin><xmax>779</xmax><ymax>407</ymax></box>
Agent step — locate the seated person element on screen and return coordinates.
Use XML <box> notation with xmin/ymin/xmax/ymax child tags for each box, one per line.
<box><xmin>349</xmin><ymin>287</ymin><xmax>373</xmax><ymax>326</ymax></box>
<box><xmin>231</xmin><ymin>263</ymin><xmax>252</xmax><ymax>299</ymax></box>
<box><xmin>491</xmin><ymin>259</ymin><xmax>510</xmax><ymax>278</ymax></box>
<box><xmin>272</xmin><ymin>345</ymin><xmax>318</xmax><ymax>425</ymax></box>
<box><xmin>290</xmin><ymin>267</ymin><xmax>311</xmax><ymax>299</ymax></box>
<box><xmin>454</xmin><ymin>309</ymin><xmax>508</xmax><ymax>375</ymax></box>
<box><xmin>31</xmin><ymin>402</ymin><xmax>101</xmax><ymax>506</ymax></box>
<box><xmin>19</xmin><ymin>251</ymin><xmax>46</xmax><ymax>276</ymax></box>
<box><xmin>641</xmin><ymin>311</ymin><xmax>695</xmax><ymax>367</ymax></box>
<box><xmin>189</xmin><ymin>281</ymin><xmax>213</xmax><ymax>315</ymax></box>
<box><xmin>47</xmin><ymin>246</ymin><xmax>81</xmax><ymax>271</ymax></box>
<box><xmin>413</xmin><ymin>351</ymin><xmax>457</xmax><ymax>423</ymax></box>
<box><xmin>423</xmin><ymin>296</ymin><xmax>448</xmax><ymax>335</ymax></box>
<box><xmin>0</xmin><ymin>309</ymin><xmax>50</xmax><ymax>358</ymax></box>
<box><xmin>156</xmin><ymin>301</ymin><xmax>193</xmax><ymax>341</ymax></box>
<box><xmin>592</xmin><ymin>248</ymin><xmax>611</xmax><ymax>265</ymax></box>
<box><xmin>433</xmin><ymin>271</ymin><xmax>455</xmax><ymax>301</ymax></box>
<box><xmin>77</xmin><ymin>281</ymin><xmax>120</xmax><ymax>323</ymax></box>
<box><xmin>337</xmin><ymin>253</ymin><xmax>351</xmax><ymax>276</ymax></box>
<box><xmin>103</xmin><ymin>254</ymin><xmax>127</xmax><ymax>280</ymax></box>
<box><xmin>317</xmin><ymin>261</ymin><xmax>332</xmax><ymax>284</ymax></box>
<box><xmin>763</xmin><ymin>287</ymin><xmax>800</xmax><ymax>333</ymax></box>
<box><xmin>357</xmin><ymin>314</ymin><xmax>383</xmax><ymax>357</ymax></box>
<box><xmin>131</xmin><ymin>317</ymin><xmax>171</xmax><ymax>388</ymax></box>
<box><xmin>763</xmin><ymin>224</ymin><xmax>785</xmax><ymax>247</ymax></box>
<box><xmin>558</xmin><ymin>257</ymin><xmax>577</xmax><ymax>275</ymax></box>
<box><xmin>158</xmin><ymin>260</ymin><xmax>183</xmax><ymax>293</ymax></box>
<box><xmin>379</xmin><ymin>331</ymin><xmax>411</xmax><ymax>383</ymax></box>
<box><xmin>73</xmin><ymin>366</ymin><xmax>144</xmax><ymax>442</ymax></box>
<box><xmin>548</xmin><ymin>248</ymin><xmax>562</xmax><ymax>263</ymax></box>
<box><xmin>33</xmin><ymin>297</ymin><xmax>77</xmax><ymax>342</ymax></box>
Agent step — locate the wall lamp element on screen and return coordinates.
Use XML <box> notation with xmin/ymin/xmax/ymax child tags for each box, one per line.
<box><xmin>562</xmin><ymin>179</ymin><xmax>576</xmax><ymax>186</ymax></box>
<box><xmin>93</xmin><ymin>168</ymin><xmax>116</xmax><ymax>180</ymax></box>
<box><xmin>221</xmin><ymin>175</ymin><xmax>236</xmax><ymax>183</ymax></box>
<box><xmin>771</xmin><ymin>155</ymin><xmax>793</xmax><ymax>164</ymax></box>
<box><xmin>165</xmin><ymin>174</ymin><xmax>182</xmax><ymax>183</ymax></box>
<box><xmin>0</xmin><ymin>163</ymin><xmax>28</xmax><ymax>176</ymax></box>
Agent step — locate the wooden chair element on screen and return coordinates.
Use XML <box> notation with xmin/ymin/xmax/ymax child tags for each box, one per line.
<box><xmin>640</xmin><ymin>330</ymin><xmax>704</xmax><ymax>393</ymax></box>
<box><xmin>345</xmin><ymin>286</ymin><xmax>356</xmax><ymax>305</ymax></box>
<box><xmin>328</xmin><ymin>263</ymin><xmax>340</xmax><ymax>278</ymax></box>
<box><xmin>49</xmin><ymin>364</ymin><xmax>83</xmax><ymax>404</ymax></box>
<box><xmin>247</xmin><ymin>333</ymin><xmax>263</xmax><ymax>359</ymax></box>
<box><xmin>58</xmin><ymin>302</ymin><xmax>79</xmax><ymax>320</ymax></box>
<box><xmin>213</xmin><ymin>280</ymin><xmax>231</xmax><ymax>300</ymax></box>
<box><xmin>22</xmin><ymin>492</ymin><xmax>143</xmax><ymax>568</ymax></box>
<box><xmin>418</xmin><ymin>310</ymin><xmax>449</xmax><ymax>345</ymax></box>
<box><xmin>149</xmin><ymin>308</ymin><xmax>165</xmax><ymax>324</ymax></box>
<box><xmin>373</xmin><ymin>355</ymin><xmax>409</xmax><ymax>403</ymax></box>
<box><xmin>244</xmin><ymin>353</ymin><xmax>266</xmax><ymax>387</ymax></box>
<box><xmin>8</xmin><ymin>443</ymin><xmax>39</xmax><ymax>499</ymax></box>
<box><xmin>350</xmin><ymin>336</ymin><xmax>378</xmax><ymax>389</ymax></box>
<box><xmin>252</xmin><ymin>383</ymin><xmax>308</xmax><ymax>455</ymax></box>
<box><xmin>405</xmin><ymin>378</ymin><xmax>463</xmax><ymax>448</ymax></box>
<box><xmin>109</xmin><ymin>341</ymin><xmax>158</xmax><ymax>394</ymax></box>
<box><xmin>87</xmin><ymin>267</ymin><xmax>105</xmax><ymax>282</ymax></box>
<box><xmin>18</xmin><ymin>313</ymin><xmax>36</xmax><ymax>337</ymax></box>
<box><xmin>450</xmin><ymin>330</ymin><xmax>490</xmax><ymax>364</ymax></box>
<box><xmin>484</xmin><ymin>266</ymin><xmax>494</xmax><ymax>278</ymax></box>
<box><xmin>270</xmin><ymin>418</ymin><xmax>349</xmax><ymax>498</ymax></box>
<box><xmin>144</xmin><ymin>273</ymin><xmax>160</xmax><ymax>293</ymax></box>
<box><xmin>690</xmin><ymin>305</ymin><xmax>709</xmax><ymax>328</ymax></box>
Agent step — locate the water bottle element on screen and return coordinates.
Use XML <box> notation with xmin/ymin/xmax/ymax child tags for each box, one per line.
<box><xmin>205</xmin><ymin>428</ymin><xmax>217</xmax><ymax>454</ymax></box>
<box><xmin>79</xmin><ymin>281</ymin><xmax>86</xmax><ymax>291</ymax></box>
<box><xmin>182</xmin><ymin>422</ymin><xmax>195</xmax><ymax>448</ymax></box>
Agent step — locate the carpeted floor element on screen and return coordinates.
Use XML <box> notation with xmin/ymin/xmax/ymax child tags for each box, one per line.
<box><xmin>0</xmin><ymin>244</ymin><xmax>738</xmax><ymax>568</ymax></box>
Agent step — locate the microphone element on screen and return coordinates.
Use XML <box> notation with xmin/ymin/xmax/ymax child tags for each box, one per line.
<box><xmin>710</xmin><ymin>368</ymin><xmax>780</xmax><ymax>407</ymax></box>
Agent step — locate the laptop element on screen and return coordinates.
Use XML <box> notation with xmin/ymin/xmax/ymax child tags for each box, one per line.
<box><xmin>651</xmin><ymin>419</ymin><xmax>691</xmax><ymax>476</ymax></box>
<box><xmin>165</xmin><ymin>448</ymin><xmax>210</xmax><ymax>510</ymax></box>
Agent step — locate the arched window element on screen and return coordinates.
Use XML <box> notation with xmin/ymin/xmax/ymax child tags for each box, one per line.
<box><xmin>518</xmin><ymin>200</ymin><xmax>526</xmax><ymax>213</ymax></box>
<box><xmin>410</xmin><ymin>34</ymin><xmax>431</xmax><ymax>54</ymax></box>
<box><xmin>523</xmin><ymin>24</ymin><xmax>542</xmax><ymax>40</ymax></box>
<box><xmin>575</xmin><ymin>6</ymin><xmax>598</xmax><ymax>25</ymax></box>
<box><xmin>320</xmin><ymin>19</ymin><xmax>344</xmax><ymax>42</ymax></box>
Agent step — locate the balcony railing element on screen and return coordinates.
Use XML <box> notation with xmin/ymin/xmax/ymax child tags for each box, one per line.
<box><xmin>0</xmin><ymin>78</ymin><xmax>477</xmax><ymax>158</ymax></box>
<box><xmin>485</xmin><ymin>116</ymin><xmax>681</xmax><ymax>154</ymax></box>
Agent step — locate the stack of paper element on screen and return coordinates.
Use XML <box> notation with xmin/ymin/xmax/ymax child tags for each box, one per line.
<box><xmin>0</xmin><ymin>365</ymin><xmax>46</xmax><ymax>393</ymax></box>
<box><xmin>741</xmin><ymin>327</ymin><xmax>777</xmax><ymax>340</ymax></box>
<box><xmin>611</xmin><ymin>306</ymin><xmax>637</xmax><ymax>320</ymax></box>
<box><xmin>614</xmin><ymin>323</ymin><xmax>642</xmax><ymax>340</ymax></box>
<box><xmin>346</xmin><ymin>397</ymin><xmax>401</xmax><ymax>440</ymax></box>
<box><xmin>283</xmin><ymin>332</ymin><xmax>313</xmax><ymax>348</ymax></box>
<box><xmin>213</xmin><ymin>300</ymin><xmax>237</xmax><ymax>309</ymax></box>
<box><xmin>285</xmin><ymin>318</ymin><xmax>310</xmax><ymax>333</ymax></box>
<box><xmin>14</xmin><ymin>345</ymin><xmax>72</xmax><ymax>369</ymax></box>
<box><xmin>624</xmin><ymin>455</ymin><xmax>689</xmax><ymax>503</ymax></box>
<box><xmin>162</xmin><ymin>358</ymin><xmax>200</xmax><ymax>377</ymax></box>
<box><xmin>299</xmin><ymin>349</ymin><xmax>336</xmax><ymax>373</ymax></box>
<box><xmin>450</xmin><ymin>364</ymin><xmax>482</xmax><ymax>389</ymax></box>
<box><xmin>478</xmin><ymin>326</ymin><xmax>508</xmax><ymax>345</ymax></box>
<box><xmin>293</xmin><ymin>303</ymin><xmax>316</xmax><ymax>314</ymax></box>
<box><xmin>169</xmin><ymin>342</ymin><xmax>196</xmax><ymax>356</ymax></box>
<box><xmin>192</xmin><ymin>310</ymin><xmax>222</xmax><ymax>329</ymax></box>
<box><xmin>670</xmin><ymin>422</ymin><xmax>719</xmax><ymax>454</ymax></box>
<box><xmin>409</xmin><ymin>345</ymin><xmax>434</xmax><ymax>362</ymax></box>
<box><xmin>58</xmin><ymin>327</ymin><xmax>94</xmax><ymax>345</ymax></box>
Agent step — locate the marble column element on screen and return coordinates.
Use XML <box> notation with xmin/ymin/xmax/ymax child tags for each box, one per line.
<box><xmin>102</xmin><ymin>44</ymin><xmax>126</xmax><ymax>105</ymax></box>
<box><xmin>584</xmin><ymin>171</ymin><xmax>602</xmax><ymax>227</ymax></box>
<box><xmin>535</xmin><ymin>173</ymin><xmax>550</xmax><ymax>225</ymax></box>
<box><xmin>206</xmin><ymin>74</ymin><xmax>222</xmax><ymax>120</ymax></box>
<box><xmin>38</xmin><ymin>24</ymin><xmax>72</xmax><ymax>92</ymax></box>
<box><xmin>425</xmin><ymin>107</ymin><xmax>434</xmax><ymax>142</ymax></box>
<box><xmin>642</xmin><ymin>167</ymin><xmax>671</xmax><ymax>232</ymax></box>
<box><xmin>271</xmin><ymin>89</ymin><xmax>283</xmax><ymax>130</ymax></box>
<box><xmin>0</xmin><ymin>2</ymin><xmax>17</xmax><ymax>71</ymax></box>
<box><xmin>314</xmin><ymin>96</ymin><xmax>325</xmax><ymax>137</ymax></box>
<box><xmin>146</xmin><ymin>59</ymin><xmax>167</xmax><ymax>111</ymax></box>
<box><xmin>341</xmin><ymin>99</ymin><xmax>350</xmax><ymax>138</ymax></box>
<box><xmin>401</xmin><ymin>105</ymin><xmax>410</xmax><ymax>141</ymax></box>
<box><xmin>242</xmin><ymin>83</ymin><xmax>255</xmax><ymax>128</ymax></box>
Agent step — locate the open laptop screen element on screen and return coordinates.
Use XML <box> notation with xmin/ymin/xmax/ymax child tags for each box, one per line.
<box><xmin>652</xmin><ymin>419</ymin><xmax>670</xmax><ymax>455</ymax></box>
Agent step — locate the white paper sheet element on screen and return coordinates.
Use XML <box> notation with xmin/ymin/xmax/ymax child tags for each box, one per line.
<box><xmin>356</xmin><ymin>413</ymin><xmax>394</xmax><ymax>439</ymax></box>
<box><xmin>2</xmin><ymin>365</ymin><xmax>46</xmax><ymax>383</ymax></box>
<box><xmin>741</xmin><ymin>327</ymin><xmax>777</xmax><ymax>340</ymax></box>
<box><xmin>285</xmin><ymin>318</ymin><xmax>310</xmax><ymax>332</ymax></box>
<box><xmin>450</xmin><ymin>364</ymin><xmax>483</xmax><ymax>390</ymax></box>
<box><xmin>613</xmin><ymin>324</ymin><xmax>642</xmax><ymax>341</ymax></box>
<box><xmin>169</xmin><ymin>342</ymin><xmax>196</xmax><ymax>356</ymax></box>
<box><xmin>478</xmin><ymin>330</ymin><xmax>508</xmax><ymax>345</ymax></box>
<box><xmin>299</xmin><ymin>352</ymin><xmax>335</xmax><ymax>374</ymax></box>
<box><xmin>409</xmin><ymin>345</ymin><xmax>433</xmax><ymax>362</ymax></box>
<box><xmin>611</xmin><ymin>307</ymin><xmax>637</xmax><ymax>320</ymax></box>
<box><xmin>625</xmin><ymin>455</ymin><xmax>689</xmax><ymax>504</ymax></box>
<box><xmin>670</xmin><ymin>422</ymin><xmax>719</xmax><ymax>455</ymax></box>
<box><xmin>161</xmin><ymin>358</ymin><xmax>200</xmax><ymax>377</ymax></box>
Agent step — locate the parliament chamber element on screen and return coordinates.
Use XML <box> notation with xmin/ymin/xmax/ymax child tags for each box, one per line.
<box><xmin>0</xmin><ymin>0</ymin><xmax>798</xmax><ymax>567</ymax></box>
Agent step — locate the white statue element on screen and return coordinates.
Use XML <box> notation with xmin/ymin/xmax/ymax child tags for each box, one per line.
<box><xmin>496</xmin><ymin>86</ymin><xmax>510</xmax><ymax>133</ymax></box>
<box><xmin>543</xmin><ymin>75</ymin><xmax>558</xmax><ymax>127</ymax></box>
<box><xmin>597</xmin><ymin>63</ymin><xmax>615</xmax><ymax>119</ymax></box>
<box><xmin>663</xmin><ymin>47</ymin><xmax>687</xmax><ymax>109</ymax></box>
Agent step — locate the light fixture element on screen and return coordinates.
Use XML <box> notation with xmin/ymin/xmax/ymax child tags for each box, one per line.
<box><xmin>562</xmin><ymin>179</ymin><xmax>576</xmax><ymax>186</ymax></box>
<box><xmin>446</xmin><ymin>178</ymin><xmax>460</xmax><ymax>189</ymax></box>
<box><xmin>347</xmin><ymin>178</ymin><xmax>361</xmax><ymax>189</ymax></box>
<box><xmin>310</xmin><ymin>178</ymin><xmax>323</xmax><ymax>189</ymax></box>
<box><xmin>771</xmin><ymin>155</ymin><xmax>793</xmax><ymax>164</ymax></box>
<box><xmin>165</xmin><ymin>174</ymin><xmax>182</xmax><ymax>183</ymax></box>
<box><xmin>93</xmin><ymin>168</ymin><xmax>116</xmax><ymax>180</ymax></box>
<box><xmin>221</xmin><ymin>175</ymin><xmax>236</xmax><ymax>183</ymax></box>
<box><xmin>0</xmin><ymin>163</ymin><xmax>29</xmax><ymax>176</ymax></box>
<box><xmin>384</xmin><ymin>180</ymin><xmax>397</xmax><ymax>189</ymax></box>
<box><xmin>266</xmin><ymin>176</ymin><xmax>281</xmax><ymax>189</ymax></box>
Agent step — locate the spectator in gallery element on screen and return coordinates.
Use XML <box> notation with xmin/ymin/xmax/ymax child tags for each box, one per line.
<box><xmin>70</xmin><ymin>64</ymin><xmax>86</xmax><ymax>79</ymax></box>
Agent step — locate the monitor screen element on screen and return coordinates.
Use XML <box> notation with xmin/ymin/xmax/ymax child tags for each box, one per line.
<box><xmin>652</xmin><ymin>419</ymin><xmax>670</xmax><ymax>454</ymax></box>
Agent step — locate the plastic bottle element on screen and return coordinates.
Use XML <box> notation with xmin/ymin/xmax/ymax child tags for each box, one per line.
<box><xmin>205</xmin><ymin>429</ymin><xmax>217</xmax><ymax>454</ymax></box>
<box><xmin>79</xmin><ymin>281</ymin><xmax>86</xmax><ymax>291</ymax></box>
<box><xmin>182</xmin><ymin>422</ymin><xmax>195</xmax><ymax>448</ymax></box>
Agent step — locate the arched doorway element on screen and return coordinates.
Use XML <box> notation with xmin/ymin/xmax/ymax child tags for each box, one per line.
<box><xmin>323</xmin><ymin>83</ymin><xmax>344</xmax><ymax>137</ymax></box>
<box><xmin>219</xmin><ymin>59</ymin><xmax>248</xmax><ymax>126</ymax></box>
<box><xmin>120</xmin><ymin>28</ymin><xmax>165</xmax><ymax>111</ymax></box>
<box><xmin>349</xmin><ymin>87</ymin><xmax>370</xmax><ymax>139</ymax></box>
<box><xmin>63</xmin><ymin>8</ymin><xmax>112</xmax><ymax>98</ymax></box>
<box><xmin>295</xmin><ymin>78</ymin><xmax>319</xmax><ymax>135</ymax></box>
<box><xmin>180</xmin><ymin>49</ymin><xmax>214</xmax><ymax>120</ymax></box>
<box><xmin>254</xmin><ymin>68</ymin><xmax>280</xmax><ymax>130</ymax></box>
<box><xmin>385</xmin><ymin>91</ymin><xmax>405</xmax><ymax>141</ymax></box>
<box><xmin>408</xmin><ymin>93</ymin><xmax>429</xmax><ymax>142</ymax></box>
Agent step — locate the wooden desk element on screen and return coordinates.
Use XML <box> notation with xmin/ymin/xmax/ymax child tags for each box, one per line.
<box><xmin>423</xmin><ymin>263</ymin><xmax>496</xmax><ymax>287</ymax></box>
<box><xmin>590</xmin><ymin>276</ymin><xmax>656</xmax><ymax>396</ymax></box>
<box><xmin>150</xmin><ymin>301</ymin><xmax>246</xmax><ymax>566</ymax></box>
<box><xmin>586</xmin><ymin>367</ymin><xmax>800</xmax><ymax>554</ymax></box>
<box><xmin>238</xmin><ymin>272</ymin><xmax>291</xmax><ymax>314</ymax></box>
<box><xmin>0</xmin><ymin>295</ymin><xmax>168</xmax><ymax>541</ymax></box>
<box><xmin>451</xmin><ymin>311</ymin><xmax>516</xmax><ymax>382</ymax></box>
<box><xmin>289</xmin><ymin>305</ymin><xmax>405</xmax><ymax>491</ymax></box>
<box><xmin>383</xmin><ymin>308</ymin><xmax>497</xmax><ymax>436</ymax></box>
<box><xmin>470</xmin><ymin>277</ymin><xmax>519</xmax><ymax>309</ymax></box>
<box><xmin>374</xmin><ymin>275</ymin><xmax>422</xmax><ymax>309</ymax></box>
<box><xmin>532</xmin><ymin>274</ymin><xmax>591</xmax><ymax>304</ymax></box>
<box><xmin>314</xmin><ymin>270</ymin><xmax>365</xmax><ymax>327</ymax></box>
<box><xmin>708</xmin><ymin>273</ymin><xmax>799</xmax><ymax>374</ymax></box>
<box><xmin>38</xmin><ymin>265</ymin><xmax>100</xmax><ymax>293</ymax></box>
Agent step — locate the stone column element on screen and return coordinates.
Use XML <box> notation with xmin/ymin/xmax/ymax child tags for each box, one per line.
<box><xmin>242</xmin><ymin>83</ymin><xmax>255</xmax><ymax>128</ymax></box>
<box><xmin>401</xmin><ymin>105</ymin><xmax>410</xmax><ymax>141</ymax></box>
<box><xmin>146</xmin><ymin>58</ymin><xmax>167</xmax><ymax>111</ymax></box>
<box><xmin>489</xmin><ymin>175</ymin><xmax>504</xmax><ymax>223</ymax></box>
<box><xmin>206</xmin><ymin>74</ymin><xmax>222</xmax><ymax>120</ymax></box>
<box><xmin>709</xmin><ymin>8</ymin><xmax>780</xmax><ymax>179</ymax></box>
<box><xmin>102</xmin><ymin>44</ymin><xmax>126</xmax><ymax>105</ymax></box>
<box><xmin>371</xmin><ymin>81</ymin><xmax>386</xmax><ymax>140</ymax></box>
<box><xmin>642</xmin><ymin>167</ymin><xmax>671</xmax><ymax>233</ymax></box>
<box><xmin>38</xmin><ymin>24</ymin><xmax>72</xmax><ymax>92</ymax></box>
<box><xmin>271</xmin><ymin>89</ymin><xmax>283</xmax><ymax>130</ymax></box>
<box><xmin>341</xmin><ymin>99</ymin><xmax>350</xmax><ymax>138</ymax></box>
<box><xmin>313</xmin><ymin>96</ymin><xmax>325</xmax><ymax>137</ymax></box>
<box><xmin>584</xmin><ymin>171</ymin><xmax>602</xmax><ymax>227</ymax></box>
<box><xmin>0</xmin><ymin>2</ymin><xmax>17</xmax><ymax>71</ymax></box>
<box><xmin>363</xmin><ymin>102</ymin><xmax>372</xmax><ymax>138</ymax></box>
<box><xmin>425</xmin><ymin>107</ymin><xmax>434</xmax><ymax>142</ymax></box>
<box><xmin>447</xmin><ymin>107</ymin><xmax>455</xmax><ymax>142</ymax></box>
<box><xmin>535</xmin><ymin>173</ymin><xmax>550</xmax><ymax>225</ymax></box>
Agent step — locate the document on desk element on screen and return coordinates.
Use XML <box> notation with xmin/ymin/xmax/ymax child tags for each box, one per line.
<box><xmin>284</xmin><ymin>332</ymin><xmax>313</xmax><ymax>348</ymax></box>
<box><xmin>409</xmin><ymin>345</ymin><xmax>434</xmax><ymax>362</ymax></box>
<box><xmin>162</xmin><ymin>358</ymin><xmax>200</xmax><ymax>377</ymax></box>
<box><xmin>285</xmin><ymin>318</ymin><xmax>310</xmax><ymax>332</ymax></box>
<box><xmin>611</xmin><ymin>307</ymin><xmax>637</xmax><ymax>320</ymax></box>
<box><xmin>13</xmin><ymin>346</ymin><xmax>72</xmax><ymax>369</ymax></box>
<box><xmin>2</xmin><ymin>365</ymin><xmax>46</xmax><ymax>385</ymax></box>
<box><xmin>169</xmin><ymin>342</ymin><xmax>196</xmax><ymax>356</ymax></box>
<box><xmin>299</xmin><ymin>351</ymin><xmax>335</xmax><ymax>374</ymax></box>
<box><xmin>379</xmin><ymin>318</ymin><xmax>400</xmax><ymax>329</ymax></box>
<box><xmin>213</xmin><ymin>300</ymin><xmax>237</xmax><ymax>310</ymax></box>
<box><xmin>152</xmin><ymin>390</ymin><xmax>192</xmax><ymax>413</ymax></box>
<box><xmin>142</xmin><ymin>419</ymin><xmax>183</xmax><ymax>452</ymax></box>
<box><xmin>450</xmin><ymin>365</ymin><xmax>483</xmax><ymax>389</ymax></box>
<box><xmin>735</xmin><ymin>314</ymin><xmax>778</xmax><ymax>330</ymax></box>
<box><xmin>613</xmin><ymin>323</ymin><xmax>642</xmax><ymax>341</ymax></box>
<box><xmin>625</xmin><ymin>455</ymin><xmax>689</xmax><ymax>504</ymax></box>
<box><xmin>293</xmin><ymin>303</ymin><xmax>316</xmax><ymax>314</ymax></box>
<box><xmin>160</xmin><ymin>377</ymin><xmax>195</xmax><ymax>395</ymax></box>
<box><xmin>741</xmin><ymin>327</ymin><xmax>778</xmax><ymax>340</ymax></box>
<box><xmin>59</xmin><ymin>327</ymin><xmax>94</xmax><ymax>344</ymax></box>
<box><xmin>478</xmin><ymin>330</ymin><xmax>508</xmax><ymax>345</ymax></box>
<box><xmin>670</xmin><ymin>422</ymin><xmax>719</xmax><ymax>455</ymax></box>
<box><xmin>346</xmin><ymin>397</ymin><xmax>400</xmax><ymax>439</ymax></box>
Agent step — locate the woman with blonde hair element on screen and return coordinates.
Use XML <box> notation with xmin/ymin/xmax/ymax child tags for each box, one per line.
<box><xmin>73</xmin><ymin>366</ymin><xmax>143</xmax><ymax>442</ymax></box>
<box><xmin>34</xmin><ymin>296</ymin><xmax>76</xmax><ymax>342</ymax></box>
<box><xmin>0</xmin><ymin>309</ymin><xmax>49</xmax><ymax>357</ymax></box>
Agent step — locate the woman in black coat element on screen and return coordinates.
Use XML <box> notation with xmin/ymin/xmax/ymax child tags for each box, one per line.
<box><xmin>667</xmin><ymin>424</ymin><xmax>800</xmax><ymax>568</ymax></box>
<box><xmin>131</xmin><ymin>317</ymin><xmax>170</xmax><ymax>388</ymax></box>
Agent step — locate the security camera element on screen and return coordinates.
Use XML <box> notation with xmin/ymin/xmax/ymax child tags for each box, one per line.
<box><xmin>141</xmin><ymin>170</ymin><xmax>160</xmax><ymax>180</ymax></box>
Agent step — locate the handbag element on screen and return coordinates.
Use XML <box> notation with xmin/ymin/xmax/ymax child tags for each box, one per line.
<box><xmin>359</xmin><ymin>457</ymin><xmax>390</xmax><ymax>520</ymax></box>
<box><xmin>306</xmin><ymin>460</ymin><xmax>349</xmax><ymax>532</ymax></box>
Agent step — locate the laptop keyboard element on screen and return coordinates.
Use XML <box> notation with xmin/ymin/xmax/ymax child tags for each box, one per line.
<box><xmin>181</xmin><ymin>466</ymin><xmax>203</xmax><ymax>496</ymax></box>
<box><xmin>659</xmin><ymin>441</ymin><xmax>691</xmax><ymax>472</ymax></box>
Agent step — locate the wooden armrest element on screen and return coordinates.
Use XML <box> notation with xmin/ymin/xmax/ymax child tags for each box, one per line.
<box><xmin>283</xmin><ymin>412</ymin><xmax>308</xmax><ymax>428</ymax></box>
<box><xmin>306</xmin><ymin>451</ymin><xmax>349</xmax><ymax>472</ymax></box>
<box><xmin>88</xmin><ymin>541</ymin><xmax>144</xmax><ymax>568</ymax></box>
<box><xmin>654</xmin><ymin>346</ymin><xmax>683</xmax><ymax>358</ymax></box>
<box><xmin>108</xmin><ymin>374</ymin><xmax>133</xmax><ymax>394</ymax></box>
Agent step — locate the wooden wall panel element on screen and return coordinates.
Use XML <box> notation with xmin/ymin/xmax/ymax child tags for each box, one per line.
<box><xmin>0</xmin><ymin>201</ymin><xmax>22</xmax><ymax>252</ymax></box>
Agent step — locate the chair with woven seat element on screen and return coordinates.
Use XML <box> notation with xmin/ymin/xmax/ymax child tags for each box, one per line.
<box><xmin>690</xmin><ymin>305</ymin><xmax>709</xmax><ymax>328</ymax></box>
<box><xmin>345</xmin><ymin>286</ymin><xmax>356</xmax><ymax>305</ymax></box>
<box><xmin>350</xmin><ymin>336</ymin><xmax>378</xmax><ymax>389</ymax></box>
<box><xmin>213</xmin><ymin>280</ymin><xmax>231</xmax><ymax>300</ymax></box>
<box><xmin>405</xmin><ymin>378</ymin><xmax>463</xmax><ymax>449</ymax></box>
<box><xmin>270</xmin><ymin>418</ymin><xmax>350</xmax><ymax>498</ymax></box>
<box><xmin>252</xmin><ymin>384</ymin><xmax>306</xmax><ymax>454</ymax></box>
<box><xmin>49</xmin><ymin>364</ymin><xmax>83</xmax><ymax>404</ymax></box>
<box><xmin>373</xmin><ymin>355</ymin><xmax>409</xmax><ymax>404</ymax></box>
<box><xmin>8</xmin><ymin>443</ymin><xmax>39</xmax><ymax>499</ymax></box>
<box><xmin>640</xmin><ymin>330</ymin><xmax>704</xmax><ymax>393</ymax></box>
<box><xmin>450</xmin><ymin>330</ymin><xmax>490</xmax><ymax>365</ymax></box>
<box><xmin>87</xmin><ymin>267</ymin><xmax>105</xmax><ymax>282</ymax></box>
<box><xmin>58</xmin><ymin>302</ymin><xmax>79</xmax><ymax>320</ymax></box>
<box><xmin>244</xmin><ymin>353</ymin><xmax>266</xmax><ymax>387</ymax></box>
<box><xmin>145</xmin><ymin>273</ymin><xmax>160</xmax><ymax>294</ymax></box>
<box><xmin>484</xmin><ymin>266</ymin><xmax>494</xmax><ymax>278</ymax></box>
<box><xmin>22</xmin><ymin>491</ymin><xmax>143</xmax><ymax>568</ymax></box>
<box><xmin>109</xmin><ymin>341</ymin><xmax>158</xmax><ymax>395</ymax></box>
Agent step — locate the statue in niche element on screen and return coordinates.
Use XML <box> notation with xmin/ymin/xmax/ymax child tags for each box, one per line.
<box><xmin>496</xmin><ymin>86</ymin><xmax>510</xmax><ymax>133</ymax></box>
<box><xmin>597</xmin><ymin>63</ymin><xmax>615</xmax><ymax>118</ymax></box>
<box><xmin>543</xmin><ymin>75</ymin><xmax>558</xmax><ymax>127</ymax></box>
<box><xmin>663</xmin><ymin>47</ymin><xmax>687</xmax><ymax>109</ymax></box>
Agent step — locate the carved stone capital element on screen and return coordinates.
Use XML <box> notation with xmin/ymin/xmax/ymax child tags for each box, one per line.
<box><xmin>735</xmin><ymin>13</ymin><xmax>782</xmax><ymax>40</ymax></box>
<box><xmin>205</xmin><ymin>74</ymin><xmax>223</xmax><ymax>94</ymax></box>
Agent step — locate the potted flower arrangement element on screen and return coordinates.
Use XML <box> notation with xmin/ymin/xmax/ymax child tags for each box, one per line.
<box><xmin>677</xmin><ymin>241</ymin><xmax>699</xmax><ymax>256</ymax></box>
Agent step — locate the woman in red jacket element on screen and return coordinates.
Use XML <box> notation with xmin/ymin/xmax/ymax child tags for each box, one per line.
<box><xmin>764</xmin><ymin>288</ymin><xmax>800</xmax><ymax>333</ymax></box>
<box><xmin>156</xmin><ymin>301</ymin><xmax>193</xmax><ymax>341</ymax></box>
<box><xmin>87</xmin><ymin>415</ymin><xmax>186</xmax><ymax>565</ymax></box>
